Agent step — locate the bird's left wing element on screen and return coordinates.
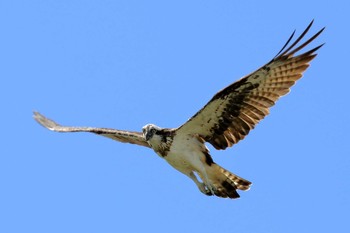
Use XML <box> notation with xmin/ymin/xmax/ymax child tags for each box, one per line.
<box><xmin>33</xmin><ymin>111</ymin><xmax>151</xmax><ymax>148</ymax></box>
<box><xmin>176</xmin><ymin>21</ymin><xmax>324</xmax><ymax>150</ymax></box>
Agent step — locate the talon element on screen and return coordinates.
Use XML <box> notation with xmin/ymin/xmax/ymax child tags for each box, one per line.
<box><xmin>197</xmin><ymin>183</ymin><xmax>211</xmax><ymax>196</ymax></box>
<box><xmin>206</xmin><ymin>183</ymin><xmax>217</xmax><ymax>196</ymax></box>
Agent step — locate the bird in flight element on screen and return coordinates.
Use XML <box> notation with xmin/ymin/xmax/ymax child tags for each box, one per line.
<box><xmin>34</xmin><ymin>21</ymin><xmax>324</xmax><ymax>199</ymax></box>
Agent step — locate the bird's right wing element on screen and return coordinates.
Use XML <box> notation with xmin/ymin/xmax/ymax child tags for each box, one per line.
<box><xmin>33</xmin><ymin>111</ymin><xmax>151</xmax><ymax>148</ymax></box>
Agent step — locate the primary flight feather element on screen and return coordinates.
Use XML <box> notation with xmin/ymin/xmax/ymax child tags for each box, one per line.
<box><xmin>34</xmin><ymin>21</ymin><xmax>324</xmax><ymax>199</ymax></box>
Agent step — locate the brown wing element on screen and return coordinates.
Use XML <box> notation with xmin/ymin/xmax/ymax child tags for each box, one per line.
<box><xmin>33</xmin><ymin>111</ymin><xmax>150</xmax><ymax>148</ymax></box>
<box><xmin>176</xmin><ymin>21</ymin><xmax>324</xmax><ymax>150</ymax></box>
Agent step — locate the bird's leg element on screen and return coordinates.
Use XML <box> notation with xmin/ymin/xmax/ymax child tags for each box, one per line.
<box><xmin>197</xmin><ymin>163</ymin><xmax>217</xmax><ymax>196</ymax></box>
<box><xmin>188</xmin><ymin>172</ymin><xmax>213</xmax><ymax>196</ymax></box>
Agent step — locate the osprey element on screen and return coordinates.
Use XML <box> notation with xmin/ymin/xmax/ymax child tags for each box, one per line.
<box><xmin>34</xmin><ymin>21</ymin><xmax>324</xmax><ymax>199</ymax></box>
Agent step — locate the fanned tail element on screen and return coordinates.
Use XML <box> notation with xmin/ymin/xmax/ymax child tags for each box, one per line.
<box><xmin>206</xmin><ymin>164</ymin><xmax>252</xmax><ymax>199</ymax></box>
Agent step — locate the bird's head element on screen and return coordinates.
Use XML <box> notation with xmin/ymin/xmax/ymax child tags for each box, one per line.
<box><xmin>142</xmin><ymin>124</ymin><xmax>162</xmax><ymax>142</ymax></box>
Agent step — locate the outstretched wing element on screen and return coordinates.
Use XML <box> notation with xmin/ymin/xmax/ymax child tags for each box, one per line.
<box><xmin>176</xmin><ymin>20</ymin><xmax>324</xmax><ymax>150</ymax></box>
<box><xmin>33</xmin><ymin>111</ymin><xmax>150</xmax><ymax>148</ymax></box>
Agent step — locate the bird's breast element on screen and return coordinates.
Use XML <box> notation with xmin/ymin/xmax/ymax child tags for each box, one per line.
<box><xmin>162</xmin><ymin>135</ymin><xmax>208</xmax><ymax>173</ymax></box>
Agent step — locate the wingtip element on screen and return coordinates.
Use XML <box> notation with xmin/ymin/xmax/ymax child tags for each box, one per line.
<box><xmin>274</xmin><ymin>20</ymin><xmax>325</xmax><ymax>60</ymax></box>
<box><xmin>309</xmin><ymin>19</ymin><xmax>315</xmax><ymax>27</ymax></box>
<box><xmin>33</xmin><ymin>111</ymin><xmax>41</xmax><ymax>122</ymax></box>
<box><xmin>33</xmin><ymin>111</ymin><xmax>60</xmax><ymax>131</ymax></box>
<box><xmin>33</xmin><ymin>111</ymin><xmax>40</xmax><ymax>119</ymax></box>
<box><xmin>33</xmin><ymin>111</ymin><xmax>46</xmax><ymax>123</ymax></box>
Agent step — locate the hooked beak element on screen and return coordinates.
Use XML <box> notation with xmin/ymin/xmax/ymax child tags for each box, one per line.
<box><xmin>142</xmin><ymin>128</ymin><xmax>150</xmax><ymax>141</ymax></box>
<box><xmin>145</xmin><ymin>131</ymin><xmax>152</xmax><ymax>141</ymax></box>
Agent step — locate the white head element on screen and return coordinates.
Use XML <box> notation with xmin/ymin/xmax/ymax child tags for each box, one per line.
<box><xmin>142</xmin><ymin>124</ymin><xmax>162</xmax><ymax>142</ymax></box>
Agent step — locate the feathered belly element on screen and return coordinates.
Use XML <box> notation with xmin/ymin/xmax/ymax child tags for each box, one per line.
<box><xmin>164</xmin><ymin>151</ymin><xmax>194</xmax><ymax>173</ymax></box>
<box><xmin>150</xmin><ymin>132</ymin><xmax>209</xmax><ymax>177</ymax></box>
<box><xmin>163</xmin><ymin>140</ymin><xmax>207</xmax><ymax>176</ymax></box>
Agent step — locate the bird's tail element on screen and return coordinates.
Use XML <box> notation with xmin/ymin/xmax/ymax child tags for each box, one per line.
<box><xmin>206</xmin><ymin>164</ymin><xmax>252</xmax><ymax>199</ymax></box>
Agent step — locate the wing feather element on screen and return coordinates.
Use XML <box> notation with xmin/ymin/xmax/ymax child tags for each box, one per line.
<box><xmin>33</xmin><ymin>112</ymin><xmax>150</xmax><ymax>148</ymax></box>
<box><xmin>176</xmin><ymin>21</ymin><xmax>324</xmax><ymax>150</ymax></box>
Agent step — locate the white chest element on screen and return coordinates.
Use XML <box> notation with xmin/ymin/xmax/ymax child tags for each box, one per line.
<box><xmin>161</xmin><ymin>135</ymin><xmax>207</xmax><ymax>174</ymax></box>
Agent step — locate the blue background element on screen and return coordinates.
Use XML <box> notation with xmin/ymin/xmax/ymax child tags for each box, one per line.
<box><xmin>1</xmin><ymin>1</ymin><xmax>349</xmax><ymax>232</ymax></box>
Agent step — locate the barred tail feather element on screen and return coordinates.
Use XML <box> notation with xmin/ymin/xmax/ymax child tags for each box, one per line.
<box><xmin>219</xmin><ymin>166</ymin><xmax>252</xmax><ymax>191</ymax></box>
<box><xmin>207</xmin><ymin>164</ymin><xmax>252</xmax><ymax>199</ymax></box>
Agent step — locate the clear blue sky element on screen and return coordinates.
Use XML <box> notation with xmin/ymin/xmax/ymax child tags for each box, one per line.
<box><xmin>1</xmin><ymin>1</ymin><xmax>349</xmax><ymax>232</ymax></box>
